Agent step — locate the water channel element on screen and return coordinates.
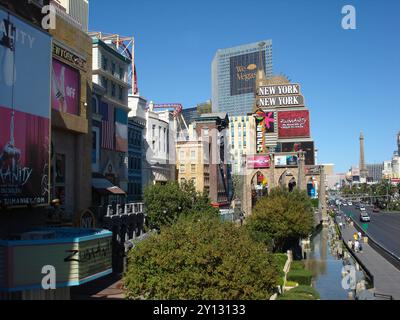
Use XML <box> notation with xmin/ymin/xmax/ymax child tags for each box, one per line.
<box><xmin>302</xmin><ymin>225</ymin><xmax>371</xmax><ymax>300</ymax></box>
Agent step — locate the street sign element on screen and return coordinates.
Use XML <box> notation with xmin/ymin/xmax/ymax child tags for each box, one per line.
<box><xmin>362</xmin><ymin>223</ymin><xmax>369</xmax><ymax>232</ymax></box>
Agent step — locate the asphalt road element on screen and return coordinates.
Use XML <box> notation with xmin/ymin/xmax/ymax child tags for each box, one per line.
<box><xmin>340</xmin><ymin>205</ymin><xmax>400</xmax><ymax>258</ymax></box>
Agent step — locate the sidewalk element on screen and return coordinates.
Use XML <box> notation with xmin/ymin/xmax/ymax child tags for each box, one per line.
<box><xmin>70</xmin><ymin>273</ymin><xmax>125</xmax><ymax>300</ymax></box>
<box><xmin>339</xmin><ymin>218</ymin><xmax>400</xmax><ymax>300</ymax></box>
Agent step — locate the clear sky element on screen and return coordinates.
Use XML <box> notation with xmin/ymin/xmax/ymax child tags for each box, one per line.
<box><xmin>89</xmin><ymin>0</ymin><xmax>400</xmax><ymax>173</ymax></box>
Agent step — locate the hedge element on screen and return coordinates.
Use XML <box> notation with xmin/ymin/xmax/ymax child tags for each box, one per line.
<box><xmin>290</xmin><ymin>260</ymin><xmax>305</xmax><ymax>271</ymax></box>
<box><xmin>287</xmin><ymin>269</ymin><xmax>313</xmax><ymax>286</ymax></box>
<box><xmin>289</xmin><ymin>285</ymin><xmax>320</xmax><ymax>299</ymax></box>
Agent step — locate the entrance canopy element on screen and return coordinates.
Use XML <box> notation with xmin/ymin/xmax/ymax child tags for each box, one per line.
<box><xmin>92</xmin><ymin>175</ymin><xmax>126</xmax><ymax>195</ymax></box>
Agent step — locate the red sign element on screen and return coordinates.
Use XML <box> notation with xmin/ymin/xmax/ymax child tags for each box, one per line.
<box><xmin>247</xmin><ymin>156</ymin><xmax>271</xmax><ymax>169</ymax></box>
<box><xmin>278</xmin><ymin>110</ymin><xmax>310</xmax><ymax>138</ymax></box>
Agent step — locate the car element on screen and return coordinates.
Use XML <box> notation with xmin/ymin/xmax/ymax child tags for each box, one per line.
<box><xmin>373</xmin><ymin>207</ymin><xmax>380</xmax><ymax>213</ymax></box>
<box><xmin>355</xmin><ymin>204</ymin><xmax>360</xmax><ymax>209</ymax></box>
<box><xmin>348</xmin><ymin>202</ymin><xmax>353</xmax><ymax>206</ymax></box>
<box><xmin>360</xmin><ymin>212</ymin><xmax>371</xmax><ymax>222</ymax></box>
<box><xmin>342</xmin><ymin>203</ymin><xmax>348</xmax><ymax>206</ymax></box>
<box><xmin>360</xmin><ymin>207</ymin><xmax>366</xmax><ymax>212</ymax></box>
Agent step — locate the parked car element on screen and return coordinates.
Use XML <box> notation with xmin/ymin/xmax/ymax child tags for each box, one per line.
<box><xmin>360</xmin><ymin>207</ymin><xmax>366</xmax><ymax>212</ymax></box>
<box><xmin>348</xmin><ymin>202</ymin><xmax>353</xmax><ymax>206</ymax></box>
<box><xmin>373</xmin><ymin>207</ymin><xmax>380</xmax><ymax>213</ymax></box>
<box><xmin>360</xmin><ymin>212</ymin><xmax>371</xmax><ymax>222</ymax></box>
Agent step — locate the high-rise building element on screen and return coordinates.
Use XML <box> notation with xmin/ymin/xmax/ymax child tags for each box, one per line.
<box><xmin>55</xmin><ymin>0</ymin><xmax>89</xmax><ymax>31</ymax></box>
<box><xmin>212</xmin><ymin>40</ymin><xmax>273</xmax><ymax>116</ymax></box>
<box><xmin>366</xmin><ymin>163</ymin><xmax>383</xmax><ymax>182</ymax></box>
<box><xmin>359</xmin><ymin>132</ymin><xmax>368</xmax><ymax>180</ymax></box>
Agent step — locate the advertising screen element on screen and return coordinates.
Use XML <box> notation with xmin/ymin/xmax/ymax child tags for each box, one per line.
<box><xmin>0</xmin><ymin>9</ymin><xmax>51</xmax><ymax>207</ymax></box>
<box><xmin>247</xmin><ymin>156</ymin><xmax>271</xmax><ymax>169</ymax></box>
<box><xmin>278</xmin><ymin>110</ymin><xmax>310</xmax><ymax>138</ymax></box>
<box><xmin>230</xmin><ymin>51</ymin><xmax>265</xmax><ymax>96</ymax></box>
<box><xmin>281</xmin><ymin>141</ymin><xmax>315</xmax><ymax>165</ymax></box>
<box><xmin>51</xmin><ymin>59</ymin><xmax>80</xmax><ymax>115</ymax></box>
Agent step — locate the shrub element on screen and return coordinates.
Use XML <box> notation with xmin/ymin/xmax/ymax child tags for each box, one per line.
<box><xmin>287</xmin><ymin>269</ymin><xmax>313</xmax><ymax>286</ymax></box>
<box><xmin>289</xmin><ymin>285</ymin><xmax>320</xmax><ymax>299</ymax></box>
<box><xmin>124</xmin><ymin>215</ymin><xmax>281</xmax><ymax>300</ymax></box>
<box><xmin>290</xmin><ymin>260</ymin><xmax>305</xmax><ymax>271</ymax></box>
<box><xmin>274</xmin><ymin>253</ymin><xmax>288</xmax><ymax>271</ymax></box>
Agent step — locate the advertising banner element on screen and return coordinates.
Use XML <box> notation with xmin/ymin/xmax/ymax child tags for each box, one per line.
<box><xmin>281</xmin><ymin>141</ymin><xmax>315</xmax><ymax>165</ymax></box>
<box><xmin>51</xmin><ymin>59</ymin><xmax>80</xmax><ymax>115</ymax></box>
<box><xmin>257</xmin><ymin>83</ymin><xmax>305</xmax><ymax>108</ymax></box>
<box><xmin>278</xmin><ymin>110</ymin><xmax>310</xmax><ymax>138</ymax></box>
<box><xmin>275</xmin><ymin>156</ymin><xmax>287</xmax><ymax>166</ymax></box>
<box><xmin>115</xmin><ymin>108</ymin><xmax>128</xmax><ymax>152</ymax></box>
<box><xmin>255</xmin><ymin>114</ymin><xmax>266</xmax><ymax>154</ymax></box>
<box><xmin>230</xmin><ymin>51</ymin><xmax>265</xmax><ymax>96</ymax></box>
<box><xmin>286</xmin><ymin>155</ymin><xmax>298</xmax><ymax>166</ymax></box>
<box><xmin>0</xmin><ymin>9</ymin><xmax>51</xmax><ymax>207</ymax></box>
<box><xmin>247</xmin><ymin>156</ymin><xmax>271</xmax><ymax>169</ymax></box>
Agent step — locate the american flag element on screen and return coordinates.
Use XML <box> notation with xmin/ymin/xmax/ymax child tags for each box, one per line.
<box><xmin>102</xmin><ymin>104</ymin><xmax>114</xmax><ymax>150</ymax></box>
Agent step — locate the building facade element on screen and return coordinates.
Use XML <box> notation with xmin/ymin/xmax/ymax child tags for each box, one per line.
<box><xmin>192</xmin><ymin>113</ymin><xmax>231</xmax><ymax>208</ymax></box>
<box><xmin>91</xmin><ymin>36</ymin><xmax>130</xmax><ymax>202</ymax></box>
<box><xmin>54</xmin><ymin>0</ymin><xmax>89</xmax><ymax>31</ymax></box>
<box><xmin>127</xmin><ymin>117</ymin><xmax>145</xmax><ymax>202</ymax></box>
<box><xmin>228</xmin><ymin>115</ymin><xmax>254</xmax><ymax>175</ymax></box>
<box><xmin>0</xmin><ymin>1</ymin><xmax>113</xmax><ymax>300</ymax></box>
<box><xmin>212</xmin><ymin>40</ymin><xmax>273</xmax><ymax>116</ymax></box>
<box><xmin>366</xmin><ymin>163</ymin><xmax>383</xmax><ymax>182</ymax></box>
<box><xmin>182</xmin><ymin>100</ymin><xmax>212</xmax><ymax>126</ymax></box>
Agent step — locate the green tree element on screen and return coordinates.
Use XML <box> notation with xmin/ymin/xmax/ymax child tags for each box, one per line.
<box><xmin>247</xmin><ymin>187</ymin><xmax>314</xmax><ymax>252</ymax></box>
<box><xmin>124</xmin><ymin>215</ymin><xmax>280</xmax><ymax>300</ymax></box>
<box><xmin>143</xmin><ymin>181</ymin><xmax>218</xmax><ymax>230</ymax></box>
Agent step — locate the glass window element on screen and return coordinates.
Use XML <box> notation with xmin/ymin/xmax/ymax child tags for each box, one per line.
<box><xmin>102</xmin><ymin>56</ymin><xmax>108</xmax><ymax>70</ymax></box>
<box><xmin>111</xmin><ymin>83</ymin><xmax>116</xmax><ymax>97</ymax></box>
<box><xmin>111</xmin><ymin>62</ymin><xmax>116</xmax><ymax>75</ymax></box>
<box><xmin>119</xmin><ymin>86</ymin><xmax>123</xmax><ymax>100</ymax></box>
<box><xmin>191</xmin><ymin>164</ymin><xmax>196</xmax><ymax>173</ymax></box>
<box><xmin>191</xmin><ymin>150</ymin><xmax>196</xmax><ymax>161</ymax></box>
<box><xmin>179</xmin><ymin>164</ymin><xmax>186</xmax><ymax>173</ymax></box>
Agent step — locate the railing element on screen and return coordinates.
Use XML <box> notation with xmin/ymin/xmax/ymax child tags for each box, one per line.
<box><xmin>374</xmin><ymin>292</ymin><xmax>394</xmax><ymax>300</ymax></box>
<box><xmin>106</xmin><ymin>203</ymin><xmax>144</xmax><ymax>217</ymax></box>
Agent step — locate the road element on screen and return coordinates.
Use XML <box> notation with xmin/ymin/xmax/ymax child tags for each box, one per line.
<box><xmin>341</xmin><ymin>205</ymin><xmax>400</xmax><ymax>258</ymax></box>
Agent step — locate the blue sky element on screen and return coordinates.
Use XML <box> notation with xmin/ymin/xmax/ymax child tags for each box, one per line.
<box><xmin>89</xmin><ymin>0</ymin><xmax>400</xmax><ymax>173</ymax></box>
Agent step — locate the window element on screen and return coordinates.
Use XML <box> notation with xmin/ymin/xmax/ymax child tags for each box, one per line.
<box><xmin>191</xmin><ymin>164</ymin><xmax>196</xmax><ymax>173</ymax></box>
<box><xmin>180</xmin><ymin>178</ymin><xmax>186</xmax><ymax>185</ymax></box>
<box><xmin>152</xmin><ymin>125</ymin><xmax>155</xmax><ymax>137</ymax></box>
<box><xmin>179</xmin><ymin>164</ymin><xmax>186</xmax><ymax>174</ymax></box>
<box><xmin>119</xmin><ymin>86</ymin><xmax>123</xmax><ymax>100</ymax></box>
<box><xmin>101</xmin><ymin>77</ymin><xmax>108</xmax><ymax>90</ymax></box>
<box><xmin>111</xmin><ymin>62</ymin><xmax>116</xmax><ymax>76</ymax></box>
<box><xmin>92</xmin><ymin>96</ymin><xmax>99</xmax><ymax>114</ymax></box>
<box><xmin>191</xmin><ymin>150</ymin><xmax>196</xmax><ymax>161</ymax></box>
<box><xmin>111</xmin><ymin>83</ymin><xmax>116</xmax><ymax>97</ymax></box>
<box><xmin>102</xmin><ymin>55</ymin><xmax>108</xmax><ymax>70</ymax></box>
<box><xmin>119</xmin><ymin>67</ymin><xmax>124</xmax><ymax>80</ymax></box>
<box><xmin>191</xmin><ymin>178</ymin><xmax>196</xmax><ymax>187</ymax></box>
<box><xmin>180</xmin><ymin>150</ymin><xmax>185</xmax><ymax>160</ymax></box>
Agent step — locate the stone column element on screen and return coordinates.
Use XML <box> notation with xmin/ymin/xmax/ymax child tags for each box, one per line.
<box><xmin>297</xmin><ymin>151</ymin><xmax>306</xmax><ymax>191</ymax></box>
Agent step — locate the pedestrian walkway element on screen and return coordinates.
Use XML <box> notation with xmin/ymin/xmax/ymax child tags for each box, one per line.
<box><xmin>339</xmin><ymin>218</ymin><xmax>400</xmax><ymax>300</ymax></box>
<box><xmin>70</xmin><ymin>273</ymin><xmax>125</xmax><ymax>300</ymax></box>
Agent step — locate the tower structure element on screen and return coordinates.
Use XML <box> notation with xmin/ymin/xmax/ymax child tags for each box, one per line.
<box><xmin>359</xmin><ymin>132</ymin><xmax>368</xmax><ymax>179</ymax></box>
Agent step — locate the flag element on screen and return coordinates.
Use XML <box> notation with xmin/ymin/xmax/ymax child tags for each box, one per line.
<box><xmin>115</xmin><ymin>108</ymin><xmax>128</xmax><ymax>152</ymax></box>
<box><xmin>101</xmin><ymin>104</ymin><xmax>114</xmax><ymax>150</ymax></box>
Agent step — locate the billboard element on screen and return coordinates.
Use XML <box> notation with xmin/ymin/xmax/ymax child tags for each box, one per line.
<box><xmin>257</xmin><ymin>84</ymin><xmax>305</xmax><ymax>108</ymax></box>
<box><xmin>0</xmin><ymin>9</ymin><xmax>51</xmax><ymax>207</ymax></box>
<box><xmin>278</xmin><ymin>110</ymin><xmax>310</xmax><ymax>138</ymax></box>
<box><xmin>115</xmin><ymin>108</ymin><xmax>128</xmax><ymax>152</ymax></box>
<box><xmin>281</xmin><ymin>141</ymin><xmax>315</xmax><ymax>165</ymax></box>
<box><xmin>275</xmin><ymin>155</ymin><xmax>298</xmax><ymax>167</ymax></box>
<box><xmin>51</xmin><ymin>59</ymin><xmax>80</xmax><ymax>115</ymax></box>
<box><xmin>247</xmin><ymin>156</ymin><xmax>270</xmax><ymax>169</ymax></box>
<box><xmin>230</xmin><ymin>51</ymin><xmax>265</xmax><ymax>96</ymax></box>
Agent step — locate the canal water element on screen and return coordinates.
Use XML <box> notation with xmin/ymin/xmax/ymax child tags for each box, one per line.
<box><xmin>303</xmin><ymin>228</ymin><xmax>353</xmax><ymax>300</ymax></box>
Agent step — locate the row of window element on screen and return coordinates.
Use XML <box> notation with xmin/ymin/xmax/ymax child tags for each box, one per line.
<box><xmin>179</xmin><ymin>164</ymin><xmax>197</xmax><ymax>174</ymax></box>
<box><xmin>127</xmin><ymin>182</ymin><xmax>142</xmax><ymax>197</ymax></box>
<box><xmin>128</xmin><ymin>130</ymin><xmax>142</xmax><ymax>147</ymax></box>
<box><xmin>101</xmin><ymin>55</ymin><xmax>126</xmax><ymax>81</ymax></box>
<box><xmin>179</xmin><ymin>149</ymin><xmax>197</xmax><ymax>161</ymax></box>
<box><xmin>180</xmin><ymin>177</ymin><xmax>197</xmax><ymax>187</ymax></box>
<box><xmin>129</xmin><ymin>156</ymin><xmax>142</xmax><ymax>171</ymax></box>
<box><xmin>101</xmin><ymin>76</ymin><xmax>125</xmax><ymax>101</ymax></box>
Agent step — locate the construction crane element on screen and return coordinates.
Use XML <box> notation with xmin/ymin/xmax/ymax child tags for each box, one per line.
<box><xmin>151</xmin><ymin>103</ymin><xmax>189</xmax><ymax>140</ymax></box>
